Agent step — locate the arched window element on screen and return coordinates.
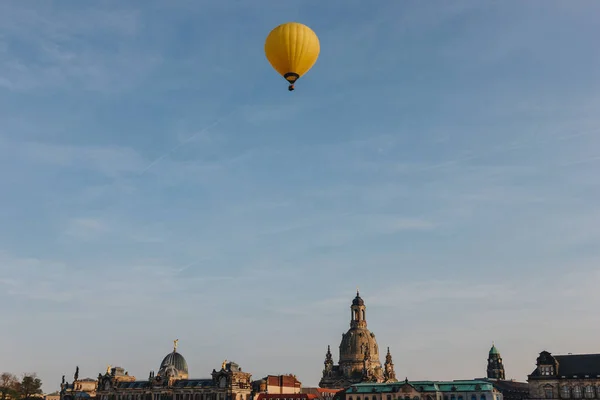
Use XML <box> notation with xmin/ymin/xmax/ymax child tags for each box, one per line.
<box><xmin>542</xmin><ymin>386</ymin><xmax>553</xmax><ymax>399</ymax></box>
<box><xmin>349</xmin><ymin>397</ymin><xmax>353</xmax><ymax>400</ymax></box>
<box><xmin>481</xmin><ymin>395</ymin><xmax>486</xmax><ymax>400</ymax></box>
<box><xmin>458</xmin><ymin>396</ymin><xmax>463</xmax><ymax>400</ymax></box>
<box><xmin>573</xmin><ymin>387</ymin><xmax>582</xmax><ymax>399</ymax></box>
<box><xmin>561</xmin><ymin>386</ymin><xmax>571</xmax><ymax>399</ymax></box>
<box><xmin>584</xmin><ymin>387</ymin><xmax>594</xmax><ymax>399</ymax></box>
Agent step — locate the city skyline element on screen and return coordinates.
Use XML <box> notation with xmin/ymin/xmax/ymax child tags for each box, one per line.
<box><xmin>7</xmin><ymin>291</ymin><xmax>594</xmax><ymax>392</ymax></box>
<box><xmin>1</xmin><ymin>0</ymin><xmax>599</xmax><ymax>393</ymax></box>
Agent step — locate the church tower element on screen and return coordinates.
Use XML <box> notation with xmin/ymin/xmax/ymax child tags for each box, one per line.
<box><xmin>320</xmin><ymin>290</ymin><xmax>396</xmax><ymax>388</ymax></box>
<box><xmin>487</xmin><ymin>343</ymin><xmax>506</xmax><ymax>380</ymax></box>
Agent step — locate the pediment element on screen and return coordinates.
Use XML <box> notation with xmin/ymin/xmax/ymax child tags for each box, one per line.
<box><xmin>400</xmin><ymin>383</ymin><xmax>418</xmax><ymax>393</ymax></box>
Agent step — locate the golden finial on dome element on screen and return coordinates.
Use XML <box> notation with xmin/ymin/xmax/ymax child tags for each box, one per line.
<box><xmin>106</xmin><ymin>365</ymin><xmax>111</xmax><ymax>374</ymax></box>
<box><xmin>173</xmin><ymin>339</ymin><xmax>179</xmax><ymax>352</ymax></box>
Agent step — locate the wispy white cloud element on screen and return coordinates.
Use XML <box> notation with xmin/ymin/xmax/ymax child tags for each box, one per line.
<box><xmin>0</xmin><ymin>3</ymin><xmax>156</xmax><ymax>93</ymax></box>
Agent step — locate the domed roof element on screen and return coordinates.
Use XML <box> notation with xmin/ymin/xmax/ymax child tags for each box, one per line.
<box><xmin>489</xmin><ymin>344</ymin><xmax>500</xmax><ymax>355</ymax></box>
<box><xmin>352</xmin><ymin>290</ymin><xmax>364</xmax><ymax>306</ymax></box>
<box><xmin>160</xmin><ymin>351</ymin><xmax>188</xmax><ymax>375</ymax></box>
<box><xmin>339</xmin><ymin>327</ymin><xmax>380</xmax><ymax>363</ymax></box>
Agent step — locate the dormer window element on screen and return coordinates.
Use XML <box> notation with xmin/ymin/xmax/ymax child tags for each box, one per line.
<box><xmin>540</xmin><ymin>366</ymin><xmax>555</xmax><ymax>376</ymax></box>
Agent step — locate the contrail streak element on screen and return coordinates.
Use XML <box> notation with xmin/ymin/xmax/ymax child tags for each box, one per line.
<box><xmin>139</xmin><ymin>108</ymin><xmax>238</xmax><ymax>175</ymax></box>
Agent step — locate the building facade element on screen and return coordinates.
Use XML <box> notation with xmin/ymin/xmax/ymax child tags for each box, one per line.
<box><xmin>301</xmin><ymin>388</ymin><xmax>340</xmax><ymax>400</ymax></box>
<box><xmin>528</xmin><ymin>351</ymin><xmax>600</xmax><ymax>400</ymax></box>
<box><xmin>254</xmin><ymin>395</ymin><xmax>317</xmax><ymax>400</ymax></box>
<box><xmin>340</xmin><ymin>380</ymin><xmax>501</xmax><ymax>400</ymax></box>
<box><xmin>94</xmin><ymin>341</ymin><xmax>252</xmax><ymax>400</ymax></box>
<box><xmin>319</xmin><ymin>291</ymin><xmax>397</xmax><ymax>389</ymax></box>
<box><xmin>60</xmin><ymin>366</ymin><xmax>99</xmax><ymax>400</ymax></box>
<box><xmin>252</xmin><ymin>376</ymin><xmax>302</xmax><ymax>395</ymax></box>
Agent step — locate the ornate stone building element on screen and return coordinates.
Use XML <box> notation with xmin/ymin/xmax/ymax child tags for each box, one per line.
<box><xmin>60</xmin><ymin>366</ymin><xmax>99</xmax><ymax>400</ymax></box>
<box><xmin>94</xmin><ymin>341</ymin><xmax>252</xmax><ymax>400</ymax></box>
<box><xmin>319</xmin><ymin>291</ymin><xmax>397</xmax><ymax>389</ymax></box>
<box><xmin>527</xmin><ymin>351</ymin><xmax>600</xmax><ymax>400</ymax></box>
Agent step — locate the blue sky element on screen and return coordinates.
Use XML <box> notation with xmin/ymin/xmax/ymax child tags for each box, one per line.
<box><xmin>1</xmin><ymin>0</ymin><xmax>600</xmax><ymax>392</ymax></box>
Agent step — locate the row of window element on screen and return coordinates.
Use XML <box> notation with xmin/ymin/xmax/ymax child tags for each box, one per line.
<box><xmin>544</xmin><ymin>385</ymin><xmax>600</xmax><ymax>399</ymax></box>
<box><xmin>101</xmin><ymin>394</ymin><xmax>247</xmax><ymax>400</ymax></box>
<box><xmin>562</xmin><ymin>385</ymin><xmax>600</xmax><ymax>399</ymax></box>
<box><xmin>348</xmin><ymin>395</ymin><xmax>492</xmax><ymax>400</ymax></box>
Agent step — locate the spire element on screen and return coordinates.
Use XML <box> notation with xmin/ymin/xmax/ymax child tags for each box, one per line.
<box><xmin>323</xmin><ymin>345</ymin><xmax>334</xmax><ymax>379</ymax></box>
<box><xmin>325</xmin><ymin>345</ymin><xmax>333</xmax><ymax>364</ymax></box>
<box><xmin>384</xmin><ymin>347</ymin><xmax>396</xmax><ymax>382</ymax></box>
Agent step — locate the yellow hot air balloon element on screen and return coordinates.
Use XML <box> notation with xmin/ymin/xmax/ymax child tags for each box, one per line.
<box><xmin>264</xmin><ymin>22</ymin><xmax>320</xmax><ymax>92</ymax></box>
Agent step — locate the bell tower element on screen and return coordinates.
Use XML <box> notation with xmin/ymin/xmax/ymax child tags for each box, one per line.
<box><xmin>350</xmin><ymin>289</ymin><xmax>367</xmax><ymax>329</ymax></box>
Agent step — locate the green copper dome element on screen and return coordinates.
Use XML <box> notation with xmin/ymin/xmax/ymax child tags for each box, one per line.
<box><xmin>489</xmin><ymin>344</ymin><xmax>500</xmax><ymax>355</ymax></box>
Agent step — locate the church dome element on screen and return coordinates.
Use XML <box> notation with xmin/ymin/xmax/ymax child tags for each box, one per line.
<box><xmin>339</xmin><ymin>327</ymin><xmax>380</xmax><ymax>363</ymax></box>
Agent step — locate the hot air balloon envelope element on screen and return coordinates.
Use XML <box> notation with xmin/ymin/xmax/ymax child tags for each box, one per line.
<box><xmin>264</xmin><ymin>22</ymin><xmax>320</xmax><ymax>91</ymax></box>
